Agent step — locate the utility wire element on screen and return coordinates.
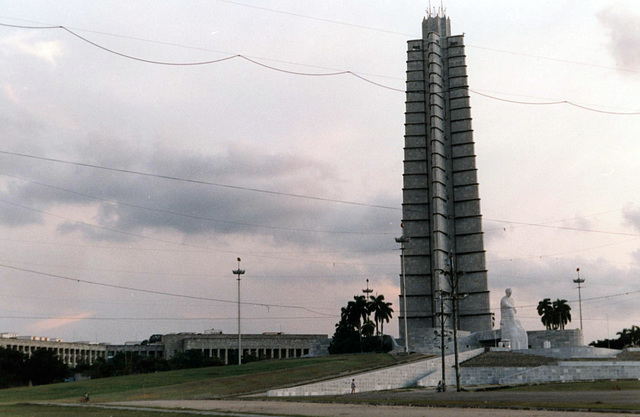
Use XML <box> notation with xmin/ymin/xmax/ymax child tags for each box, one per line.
<box><xmin>3</xmin><ymin>150</ymin><xmax>639</xmax><ymax>239</ymax></box>
<box><xmin>3</xmin><ymin>18</ymin><xmax>639</xmax><ymax>109</ymax></box>
<box><xmin>0</xmin><ymin>172</ymin><xmax>392</xmax><ymax>236</ymax></box>
<box><xmin>3</xmin><ymin>23</ymin><xmax>633</xmax><ymax>110</ymax></box>
<box><xmin>0</xmin><ymin>22</ymin><xmax>403</xmax><ymax>92</ymax></box>
<box><xmin>471</xmin><ymin>90</ymin><xmax>640</xmax><ymax>115</ymax></box>
<box><xmin>405</xmin><ymin>280</ymin><xmax>640</xmax><ymax>317</ymax></box>
<box><xmin>0</xmin><ymin>16</ymin><xmax>401</xmax><ymax>81</ymax></box>
<box><xmin>216</xmin><ymin>0</ymin><xmax>416</xmax><ymax>37</ymax></box>
<box><xmin>2</xmin><ymin>151</ymin><xmax>639</xmax><ymax>245</ymax></box>
<box><xmin>0</xmin><ymin>315</ymin><xmax>333</xmax><ymax>321</ymax></box>
<box><xmin>485</xmin><ymin>217</ymin><xmax>640</xmax><ymax>237</ymax></box>
<box><xmin>487</xmin><ymin>237</ymin><xmax>640</xmax><ymax>264</ymax></box>
<box><xmin>0</xmin><ymin>256</ymin><xmax>395</xmax><ymax>280</ymax></box>
<box><xmin>468</xmin><ymin>44</ymin><xmax>640</xmax><ymax>75</ymax></box>
<box><xmin>0</xmin><ymin>149</ymin><xmax>400</xmax><ymax>211</ymax></box>
<box><xmin>0</xmin><ymin>262</ymin><xmax>333</xmax><ymax>316</ymax></box>
<box><xmin>4</xmin><ymin>11</ymin><xmax>640</xmax><ymax>77</ymax></box>
<box><xmin>0</xmin><ymin>198</ymin><xmax>397</xmax><ymax>268</ymax></box>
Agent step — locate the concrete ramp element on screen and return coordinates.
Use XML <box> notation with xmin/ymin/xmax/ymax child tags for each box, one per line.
<box><xmin>268</xmin><ymin>349</ymin><xmax>484</xmax><ymax>397</ymax></box>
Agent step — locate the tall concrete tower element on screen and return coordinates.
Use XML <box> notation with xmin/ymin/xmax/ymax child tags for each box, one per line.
<box><xmin>400</xmin><ymin>14</ymin><xmax>492</xmax><ymax>351</ymax></box>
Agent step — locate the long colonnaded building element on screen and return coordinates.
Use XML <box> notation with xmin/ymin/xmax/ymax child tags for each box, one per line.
<box><xmin>399</xmin><ymin>13</ymin><xmax>492</xmax><ymax>352</ymax></box>
<box><xmin>0</xmin><ymin>331</ymin><xmax>328</xmax><ymax>366</ymax></box>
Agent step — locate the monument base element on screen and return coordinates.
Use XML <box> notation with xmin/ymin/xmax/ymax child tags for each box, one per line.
<box><xmin>398</xmin><ymin>328</ymin><xmax>584</xmax><ymax>354</ymax></box>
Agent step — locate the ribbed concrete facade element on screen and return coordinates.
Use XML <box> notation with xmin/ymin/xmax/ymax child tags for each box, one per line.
<box><xmin>400</xmin><ymin>15</ymin><xmax>491</xmax><ymax>352</ymax></box>
<box><xmin>161</xmin><ymin>333</ymin><xmax>329</xmax><ymax>364</ymax></box>
<box><xmin>0</xmin><ymin>337</ymin><xmax>107</xmax><ymax>367</ymax></box>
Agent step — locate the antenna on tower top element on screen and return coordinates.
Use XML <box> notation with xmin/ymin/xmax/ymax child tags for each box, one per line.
<box><xmin>428</xmin><ymin>0</ymin><xmax>446</xmax><ymax>17</ymax></box>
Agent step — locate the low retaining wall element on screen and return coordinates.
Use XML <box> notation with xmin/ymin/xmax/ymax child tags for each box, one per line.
<box><xmin>527</xmin><ymin>330</ymin><xmax>583</xmax><ymax>349</ymax></box>
<box><xmin>462</xmin><ymin>361</ymin><xmax>640</xmax><ymax>386</ymax></box>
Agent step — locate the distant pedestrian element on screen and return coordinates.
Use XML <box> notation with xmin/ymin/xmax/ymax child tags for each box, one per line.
<box><xmin>350</xmin><ymin>379</ymin><xmax>356</xmax><ymax>394</ymax></box>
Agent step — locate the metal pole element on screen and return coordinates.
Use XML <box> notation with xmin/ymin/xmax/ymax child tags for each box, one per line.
<box><xmin>395</xmin><ymin>236</ymin><xmax>410</xmax><ymax>353</ymax></box>
<box><xmin>232</xmin><ymin>258</ymin><xmax>246</xmax><ymax>365</ymax></box>
<box><xmin>439</xmin><ymin>290</ymin><xmax>446</xmax><ymax>391</ymax></box>
<box><xmin>573</xmin><ymin>267</ymin><xmax>585</xmax><ymax>331</ymax></box>
<box><xmin>450</xmin><ymin>254</ymin><xmax>461</xmax><ymax>392</ymax></box>
<box><xmin>452</xmin><ymin>291</ymin><xmax>461</xmax><ymax>392</ymax></box>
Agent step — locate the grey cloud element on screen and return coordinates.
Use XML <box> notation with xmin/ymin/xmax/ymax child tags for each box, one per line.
<box><xmin>2</xmin><ymin>136</ymin><xmax>398</xmax><ymax>253</ymax></box>
<box><xmin>623</xmin><ymin>204</ymin><xmax>640</xmax><ymax>232</ymax></box>
<box><xmin>598</xmin><ymin>8</ymin><xmax>640</xmax><ymax>72</ymax></box>
<box><xmin>0</xmin><ymin>198</ymin><xmax>44</xmax><ymax>226</ymax></box>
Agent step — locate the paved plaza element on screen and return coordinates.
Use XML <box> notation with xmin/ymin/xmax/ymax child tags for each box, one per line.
<box><xmin>107</xmin><ymin>393</ymin><xmax>640</xmax><ymax>416</ymax></box>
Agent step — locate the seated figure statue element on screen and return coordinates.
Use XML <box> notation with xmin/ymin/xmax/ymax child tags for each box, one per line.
<box><xmin>500</xmin><ymin>288</ymin><xmax>528</xmax><ymax>350</ymax></box>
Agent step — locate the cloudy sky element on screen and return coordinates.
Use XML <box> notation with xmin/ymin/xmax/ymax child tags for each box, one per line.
<box><xmin>0</xmin><ymin>0</ymin><xmax>639</xmax><ymax>346</ymax></box>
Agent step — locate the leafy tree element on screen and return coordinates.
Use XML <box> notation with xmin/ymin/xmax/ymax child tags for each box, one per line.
<box><xmin>88</xmin><ymin>357</ymin><xmax>116</xmax><ymax>379</ymax></box>
<box><xmin>169</xmin><ymin>349</ymin><xmax>223</xmax><ymax>370</ymax></box>
<box><xmin>361</xmin><ymin>320</ymin><xmax>375</xmax><ymax>338</ymax></box>
<box><xmin>0</xmin><ymin>347</ymin><xmax>28</xmax><ymax>388</ymax></box>
<box><xmin>27</xmin><ymin>349</ymin><xmax>70</xmax><ymax>386</ymax></box>
<box><xmin>328</xmin><ymin>321</ymin><xmax>360</xmax><ymax>354</ymax></box>
<box><xmin>590</xmin><ymin>325</ymin><xmax>640</xmax><ymax>349</ymax></box>
<box><xmin>589</xmin><ymin>337</ymin><xmax>623</xmax><ymax>349</ymax></box>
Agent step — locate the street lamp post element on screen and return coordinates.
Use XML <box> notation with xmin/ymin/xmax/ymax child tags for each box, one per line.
<box><xmin>232</xmin><ymin>257</ymin><xmax>246</xmax><ymax>365</ymax></box>
<box><xmin>573</xmin><ymin>267</ymin><xmax>585</xmax><ymax>331</ymax></box>
<box><xmin>395</xmin><ymin>235</ymin><xmax>410</xmax><ymax>354</ymax></box>
<box><xmin>362</xmin><ymin>279</ymin><xmax>373</xmax><ymax>299</ymax></box>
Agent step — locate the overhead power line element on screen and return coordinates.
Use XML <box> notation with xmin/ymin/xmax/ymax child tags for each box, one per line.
<box><xmin>2</xmin><ymin>23</ymin><xmax>638</xmax><ymax>113</ymax></box>
<box><xmin>0</xmin><ymin>262</ymin><xmax>333</xmax><ymax>316</ymax></box>
<box><xmin>471</xmin><ymin>90</ymin><xmax>640</xmax><ymax>115</ymax></box>
<box><xmin>0</xmin><ymin>16</ymin><xmax>401</xmax><ymax>81</ymax></box>
<box><xmin>0</xmin><ymin>198</ymin><xmax>397</xmax><ymax>268</ymax></box>
<box><xmin>0</xmin><ymin>255</ymin><xmax>396</xmax><ymax>280</ymax></box>
<box><xmin>216</xmin><ymin>0</ymin><xmax>416</xmax><ymax>37</ymax></box>
<box><xmin>485</xmin><ymin>218</ymin><xmax>640</xmax><ymax>237</ymax></box>
<box><xmin>4</xmin><ymin>10</ymin><xmax>640</xmax><ymax>77</ymax></box>
<box><xmin>0</xmin><ymin>149</ymin><xmax>400</xmax><ymax>211</ymax></box>
<box><xmin>0</xmin><ymin>172</ymin><xmax>392</xmax><ymax>236</ymax></box>
<box><xmin>0</xmin><ymin>22</ymin><xmax>403</xmax><ymax>92</ymax></box>
<box><xmin>2</xmin><ymin>150</ymin><xmax>638</xmax><ymax>243</ymax></box>
<box><xmin>0</xmin><ymin>315</ymin><xmax>332</xmax><ymax>321</ymax></box>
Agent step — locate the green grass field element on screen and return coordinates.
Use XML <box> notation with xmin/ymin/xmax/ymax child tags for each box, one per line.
<box><xmin>0</xmin><ymin>353</ymin><xmax>413</xmax><ymax>404</ymax></box>
<box><xmin>2</xmin><ymin>353</ymin><xmax>640</xmax><ymax>416</ymax></box>
<box><xmin>0</xmin><ymin>404</ymin><xmax>193</xmax><ymax>417</ymax></box>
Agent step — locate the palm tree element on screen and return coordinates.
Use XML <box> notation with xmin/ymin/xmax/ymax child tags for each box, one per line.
<box><xmin>537</xmin><ymin>298</ymin><xmax>553</xmax><ymax>330</ymax></box>
<box><xmin>369</xmin><ymin>294</ymin><xmax>394</xmax><ymax>341</ymax></box>
<box><xmin>342</xmin><ymin>298</ymin><xmax>363</xmax><ymax>333</ymax></box>
<box><xmin>630</xmin><ymin>325</ymin><xmax>640</xmax><ymax>347</ymax></box>
<box><xmin>343</xmin><ymin>295</ymin><xmax>370</xmax><ymax>351</ymax></box>
<box><xmin>551</xmin><ymin>299</ymin><xmax>571</xmax><ymax>330</ymax></box>
<box><xmin>617</xmin><ymin>325</ymin><xmax>640</xmax><ymax>347</ymax></box>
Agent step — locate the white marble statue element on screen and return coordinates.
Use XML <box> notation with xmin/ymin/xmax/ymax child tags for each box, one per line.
<box><xmin>500</xmin><ymin>288</ymin><xmax>528</xmax><ymax>350</ymax></box>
